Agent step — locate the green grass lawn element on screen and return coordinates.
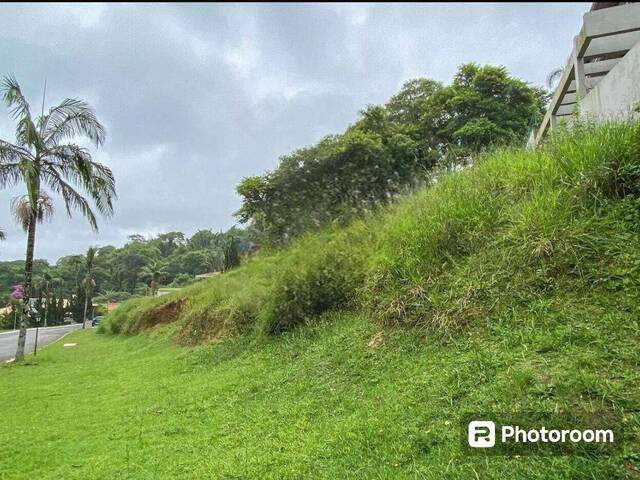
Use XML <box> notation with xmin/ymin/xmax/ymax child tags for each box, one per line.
<box><xmin>1</xmin><ymin>298</ymin><xmax>638</xmax><ymax>479</ymax></box>
<box><xmin>2</xmin><ymin>123</ymin><xmax>639</xmax><ymax>479</ymax></box>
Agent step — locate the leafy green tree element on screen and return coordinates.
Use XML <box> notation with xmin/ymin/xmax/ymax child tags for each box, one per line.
<box><xmin>205</xmin><ymin>250</ymin><xmax>225</xmax><ymax>273</ymax></box>
<box><xmin>237</xmin><ymin>125</ymin><xmax>420</xmax><ymax>243</ymax></box>
<box><xmin>236</xmin><ymin>64</ymin><xmax>545</xmax><ymax>246</ymax></box>
<box><xmin>236</xmin><ymin>176</ymin><xmax>274</xmax><ymax>239</ymax></box>
<box><xmin>385</xmin><ymin>78</ymin><xmax>442</xmax><ymax>125</ymax></box>
<box><xmin>170</xmin><ymin>273</ymin><xmax>193</xmax><ymax>287</ymax></box>
<box><xmin>90</xmin><ymin>247</ymin><xmax>114</xmax><ymax>293</ymax></box>
<box><xmin>127</xmin><ymin>233</ymin><xmax>146</xmax><ymax>243</ymax></box>
<box><xmin>112</xmin><ymin>242</ymin><xmax>160</xmax><ymax>293</ymax></box>
<box><xmin>151</xmin><ymin>231</ymin><xmax>186</xmax><ymax>257</ymax></box>
<box><xmin>56</xmin><ymin>297</ymin><xmax>66</xmax><ymax>322</ymax></box>
<box><xmin>90</xmin><ymin>246</ymin><xmax>122</xmax><ymax>293</ymax></box>
<box><xmin>173</xmin><ymin>251</ymin><xmax>210</xmax><ymax>276</ymax></box>
<box><xmin>0</xmin><ymin>260</ymin><xmax>50</xmax><ymax>298</ymax></box>
<box><xmin>0</xmin><ymin>75</ymin><xmax>115</xmax><ymax>360</ymax></box>
<box><xmin>189</xmin><ymin>229</ymin><xmax>217</xmax><ymax>250</ymax></box>
<box><xmin>55</xmin><ymin>255</ymin><xmax>85</xmax><ymax>296</ymax></box>
<box><xmin>422</xmin><ymin>63</ymin><xmax>546</xmax><ymax>152</ymax></box>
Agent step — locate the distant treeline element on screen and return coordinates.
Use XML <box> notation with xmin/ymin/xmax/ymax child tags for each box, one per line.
<box><xmin>236</xmin><ymin>63</ymin><xmax>547</xmax><ymax>244</ymax></box>
<box><xmin>0</xmin><ymin>226</ymin><xmax>257</xmax><ymax>311</ymax></box>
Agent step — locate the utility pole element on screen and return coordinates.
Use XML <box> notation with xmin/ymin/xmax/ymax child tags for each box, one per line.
<box><xmin>44</xmin><ymin>294</ymin><xmax>49</xmax><ymax>327</ymax></box>
<box><xmin>34</xmin><ymin>314</ymin><xmax>40</xmax><ymax>356</ymax></box>
<box><xmin>83</xmin><ymin>294</ymin><xmax>88</xmax><ymax>329</ymax></box>
<box><xmin>43</xmin><ymin>277</ymin><xmax>50</xmax><ymax>327</ymax></box>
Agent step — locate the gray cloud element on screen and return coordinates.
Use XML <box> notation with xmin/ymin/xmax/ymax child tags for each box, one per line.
<box><xmin>0</xmin><ymin>2</ymin><xmax>588</xmax><ymax>262</ymax></box>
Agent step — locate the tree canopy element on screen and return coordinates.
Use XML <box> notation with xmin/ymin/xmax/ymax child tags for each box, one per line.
<box><xmin>236</xmin><ymin>63</ymin><xmax>546</xmax><ymax>244</ymax></box>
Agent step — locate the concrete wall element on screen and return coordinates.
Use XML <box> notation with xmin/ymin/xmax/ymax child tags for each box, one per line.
<box><xmin>581</xmin><ymin>41</ymin><xmax>640</xmax><ymax>120</ymax></box>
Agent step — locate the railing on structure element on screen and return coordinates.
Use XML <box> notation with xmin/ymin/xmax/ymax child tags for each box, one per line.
<box><xmin>532</xmin><ymin>3</ymin><xmax>640</xmax><ymax>147</ymax></box>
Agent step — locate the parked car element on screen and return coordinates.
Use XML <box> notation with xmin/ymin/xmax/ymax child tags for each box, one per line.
<box><xmin>91</xmin><ymin>316</ymin><xmax>104</xmax><ymax>327</ymax></box>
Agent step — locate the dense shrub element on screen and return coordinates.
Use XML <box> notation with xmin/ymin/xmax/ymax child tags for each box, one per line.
<box><xmin>260</xmin><ymin>221</ymin><xmax>376</xmax><ymax>334</ymax></box>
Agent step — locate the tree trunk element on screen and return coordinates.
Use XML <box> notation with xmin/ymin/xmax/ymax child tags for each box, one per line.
<box><xmin>15</xmin><ymin>217</ymin><xmax>37</xmax><ymax>361</ymax></box>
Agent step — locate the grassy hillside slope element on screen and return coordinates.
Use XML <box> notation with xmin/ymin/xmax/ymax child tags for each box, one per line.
<box><xmin>1</xmin><ymin>305</ymin><xmax>639</xmax><ymax>478</ymax></box>
<box><xmin>2</xmin><ymin>122</ymin><xmax>639</xmax><ymax>478</ymax></box>
<box><xmin>103</xmin><ymin>122</ymin><xmax>640</xmax><ymax>342</ymax></box>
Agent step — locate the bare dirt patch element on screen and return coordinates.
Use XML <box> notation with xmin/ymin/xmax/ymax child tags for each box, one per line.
<box><xmin>134</xmin><ymin>298</ymin><xmax>187</xmax><ymax>332</ymax></box>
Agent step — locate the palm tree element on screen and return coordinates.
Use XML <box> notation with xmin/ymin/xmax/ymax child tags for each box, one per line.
<box><xmin>140</xmin><ymin>260</ymin><xmax>167</xmax><ymax>296</ymax></box>
<box><xmin>149</xmin><ymin>271</ymin><xmax>161</xmax><ymax>297</ymax></box>
<box><xmin>11</xmin><ymin>193</ymin><xmax>54</xmax><ymax>230</ymax></box>
<box><xmin>0</xmin><ymin>228</ymin><xmax>5</xmax><ymax>240</ymax></box>
<box><xmin>0</xmin><ymin>75</ymin><xmax>116</xmax><ymax>360</ymax></box>
<box><xmin>12</xmin><ymin>194</ymin><xmax>54</xmax><ymax>329</ymax></box>
<box><xmin>82</xmin><ymin>247</ymin><xmax>96</xmax><ymax>329</ymax></box>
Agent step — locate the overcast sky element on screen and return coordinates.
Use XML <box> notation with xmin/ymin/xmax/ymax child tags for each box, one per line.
<box><xmin>0</xmin><ymin>2</ymin><xmax>588</xmax><ymax>262</ymax></box>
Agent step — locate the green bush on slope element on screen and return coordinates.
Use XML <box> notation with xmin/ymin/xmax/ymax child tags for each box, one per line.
<box><xmin>260</xmin><ymin>222</ymin><xmax>376</xmax><ymax>334</ymax></box>
<box><xmin>101</xmin><ymin>121</ymin><xmax>640</xmax><ymax>341</ymax></box>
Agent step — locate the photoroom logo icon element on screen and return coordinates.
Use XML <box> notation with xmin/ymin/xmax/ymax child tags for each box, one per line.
<box><xmin>461</xmin><ymin>413</ymin><xmax>622</xmax><ymax>455</ymax></box>
<box><xmin>468</xmin><ymin>420</ymin><xmax>496</xmax><ymax>448</ymax></box>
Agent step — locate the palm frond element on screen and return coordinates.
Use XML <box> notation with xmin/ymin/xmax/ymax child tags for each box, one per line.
<box><xmin>41</xmin><ymin>168</ymin><xmax>98</xmax><ymax>230</ymax></box>
<box><xmin>2</xmin><ymin>76</ymin><xmax>116</xmax><ymax>234</ymax></box>
<box><xmin>1</xmin><ymin>75</ymin><xmax>32</xmax><ymax>121</ymax></box>
<box><xmin>44</xmin><ymin>144</ymin><xmax>116</xmax><ymax>217</ymax></box>
<box><xmin>43</xmin><ymin>98</ymin><xmax>106</xmax><ymax>147</ymax></box>
<box><xmin>16</xmin><ymin>115</ymin><xmax>42</xmax><ymax>148</ymax></box>
<box><xmin>11</xmin><ymin>193</ymin><xmax>54</xmax><ymax>232</ymax></box>
<box><xmin>11</xmin><ymin>197</ymin><xmax>31</xmax><ymax>232</ymax></box>
<box><xmin>1</xmin><ymin>75</ymin><xmax>42</xmax><ymax>149</ymax></box>
<box><xmin>0</xmin><ymin>140</ymin><xmax>23</xmax><ymax>188</ymax></box>
<box><xmin>0</xmin><ymin>139</ymin><xmax>34</xmax><ymax>162</ymax></box>
<box><xmin>0</xmin><ymin>140</ymin><xmax>36</xmax><ymax>188</ymax></box>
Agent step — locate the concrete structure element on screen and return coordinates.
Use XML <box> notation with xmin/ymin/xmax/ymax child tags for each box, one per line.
<box><xmin>533</xmin><ymin>2</ymin><xmax>640</xmax><ymax>146</ymax></box>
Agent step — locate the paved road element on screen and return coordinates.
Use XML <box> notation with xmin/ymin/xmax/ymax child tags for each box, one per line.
<box><xmin>0</xmin><ymin>324</ymin><xmax>83</xmax><ymax>362</ymax></box>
